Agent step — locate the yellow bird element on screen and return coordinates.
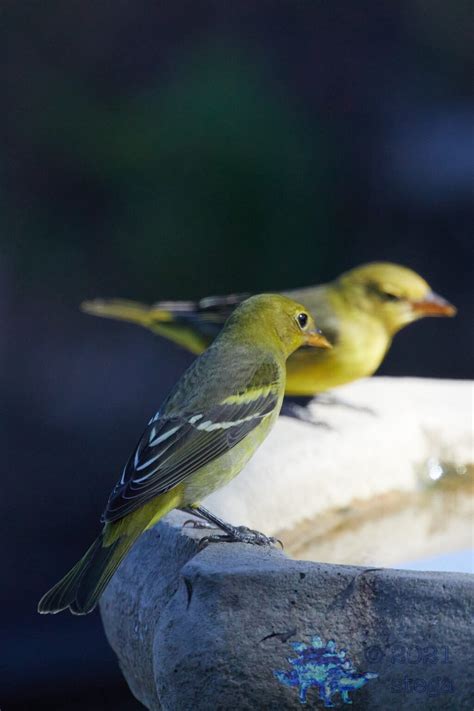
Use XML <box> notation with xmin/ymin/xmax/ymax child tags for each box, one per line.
<box><xmin>82</xmin><ymin>262</ymin><xmax>456</xmax><ymax>396</ymax></box>
<box><xmin>38</xmin><ymin>294</ymin><xmax>330</xmax><ymax>615</ymax></box>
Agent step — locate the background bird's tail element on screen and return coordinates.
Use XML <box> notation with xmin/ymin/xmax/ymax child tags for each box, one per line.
<box><xmin>81</xmin><ymin>298</ymin><xmax>173</xmax><ymax>328</ymax></box>
<box><xmin>81</xmin><ymin>297</ymin><xmax>210</xmax><ymax>354</ymax></box>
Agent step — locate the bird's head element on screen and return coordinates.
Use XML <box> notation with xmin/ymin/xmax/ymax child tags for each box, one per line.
<box><xmin>225</xmin><ymin>294</ymin><xmax>332</xmax><ymax>359</ymax></box>
<box><xmin>337</xmin><ymin>262</ymin><xmax>456</xmax><ymax>335</ymax></box>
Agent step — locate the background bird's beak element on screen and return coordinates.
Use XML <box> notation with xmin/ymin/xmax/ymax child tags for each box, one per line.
<box><xmin>304</xmin><ymin>329</ymin><xmax>332</xmax><ymax>348</ymax></box>
<box><xmin>411</xmin><ymin>291</ymin><xmax>457</xmax><ymax>317</ymax></box>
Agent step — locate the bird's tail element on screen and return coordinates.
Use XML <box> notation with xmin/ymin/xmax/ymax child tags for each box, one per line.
<box><xmin>81</xmin><ymin>298</ymin><xmax>209</xmax><ymax>355</ymax></box>
<box><xmin>38</xmin><ymin>492</ymin><xmax>181</xmax><ymax>615</ymax></box>
<box><xmin>81</xmin><ymin>298</ymin><xmax>173</xmax><ymax>329</ymax></box>
<box><xmin>37</xmin><ymin>528</ymin><xmax>138</xmax><ymax>615</ymax></box>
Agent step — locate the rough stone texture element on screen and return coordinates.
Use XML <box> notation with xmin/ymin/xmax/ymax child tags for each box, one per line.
<box><xmin>100</xmin><ymin>511</ymin><xmax>474</xmax><ymax>710</ymax></box>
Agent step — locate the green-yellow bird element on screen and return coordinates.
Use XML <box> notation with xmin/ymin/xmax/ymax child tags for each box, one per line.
<box><xmin>82</xmin><ymin>262</ymin><xmax>456</xmax><ymax>397</ymax></box>
<box><xmin>38</xmin><ymin>294</ymin><xmax>330</xmax><ymax>615</ymax></box>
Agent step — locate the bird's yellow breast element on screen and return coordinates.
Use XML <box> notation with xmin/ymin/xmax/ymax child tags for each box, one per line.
<box><xmin>182</xmin><ymin>406</ymin><xmax>281</xmax><ymax>505</ymax></box>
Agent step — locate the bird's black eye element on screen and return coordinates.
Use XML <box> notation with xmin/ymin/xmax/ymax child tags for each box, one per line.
<box><xmin>367</xmin><ymin>281</ymin><xmax>402</xmax><ymax>302</ymax></box>
<box><xmin>297</xmin><ymin>312</ymin><xmax>308</xmax><ymax>329</ymax></box>
<box><xmin>381</xmin><ymin>291</ymin><xmax>401</xmax><ymax>302</ymax></box>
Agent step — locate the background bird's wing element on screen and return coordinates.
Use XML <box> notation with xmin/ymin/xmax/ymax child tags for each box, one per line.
<box><xmin>189</xmin><ymin>286</ymin><xmax>341</xmax><ymax>342</ymax></box>
<box><xmin>154</xmin><ymin>292</ymin><xmax>250</xmax><ymax>340</ymax></box>
<box><xmin>103</xmin><ymin>359</ymin><xmax>280</xmax><ymax>523</ymax></box>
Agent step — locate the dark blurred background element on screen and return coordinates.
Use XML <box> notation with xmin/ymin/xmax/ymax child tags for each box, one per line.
<box><xmin>2</xmin><ymin>1</ymin><xmax>473</xmax><ymax>709</ymax></box>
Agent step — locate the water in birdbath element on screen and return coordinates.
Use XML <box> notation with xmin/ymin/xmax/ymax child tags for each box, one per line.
<box><xmin>282</xmin><ymin>459</ymin><xmax>473</xmax><ymax>573</ymax></box>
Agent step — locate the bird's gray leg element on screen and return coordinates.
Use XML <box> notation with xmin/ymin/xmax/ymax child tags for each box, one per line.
<box><xmin>188</xmin><ymin>505</ymin><xmax>281</xmax><ymax>548</ymax></box>
<box><xmin>180</xmin><ymin>506</ymin><xmax>215</xmax><ymax>530</ymax></box>
<box><xmin>281</xmin><ymin>393</ymin><xmax>377</xmax><ymax>425</ymax></box>
<box><xmin>315</xmin><ymin>393</ymin><xmax>376</xmax><ymax>416</ymax></box>
<box><xmin>280</xmin><ymin>397</ymin><xmax>332</xmax><ymax>428</ymax></box>
<box><xmin>180</xmin><ymin>505</ymin><xmax>204</xmax><ymax>518</ymax></box>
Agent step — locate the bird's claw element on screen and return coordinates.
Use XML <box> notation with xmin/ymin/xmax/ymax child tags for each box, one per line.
<box><xmin>182</xmin><ymin>518</ymin><xmax>215</xmax><ymax>530</ymax></box>
<box><xmin>198</xmin><ymin>533</ymin><xmax>233</xmax><ymax>550</ymax></box>
<box><xmin>197</xmin><ymin>525</ymin><xmax>282</xmax><ymax>550</ymax></box>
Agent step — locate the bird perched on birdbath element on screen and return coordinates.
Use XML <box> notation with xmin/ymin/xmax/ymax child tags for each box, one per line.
<box><xmin>38</xmin><ymin>294</ymin><xmax>331</xmax><ymax>615</ymax></box>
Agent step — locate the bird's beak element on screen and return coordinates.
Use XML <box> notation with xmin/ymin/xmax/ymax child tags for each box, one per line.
<box><xmin>411</xmin><ymin>291</ymin><xmax>457</xmax><ymax>317</ymax></box>
<box><xmin>304</xmin><ymin>329</ymin><xmax>332</xmax><ymax>349</ymax></box>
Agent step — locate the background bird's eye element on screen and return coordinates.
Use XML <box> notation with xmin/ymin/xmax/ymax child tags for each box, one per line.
<box><xmin>380</xmin><ymin>291</ymin><xmax>401</xmax><ymax>302</ymax></box>
<box><xmin>297</xmin><ymin>312</ymin><xmax>308</xmax><ymax>328</ymax></box>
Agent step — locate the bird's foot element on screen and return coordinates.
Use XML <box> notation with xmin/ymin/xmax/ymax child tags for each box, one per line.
<box><xmin>315</xmin><ymin>394</ymin><xmax>376</xmax><ymax>416</ymax></box>
<box><xmin>183</xmin><ymin>505</ymin><xmax>283</xmax><ymax>550</ymax></box>
<box><xmin>198</xmin><ymin>525</ymin><xmax>282</xmax><ymax>550</ymax></box>
<box><xmin>281</xmin><ymin>401</ymin><xmax>332</xmax><ymax>429</ymax></box>
<box><xmin>182</xmin><ymin>518</ymin><xmax>215</xmax><ymax>530</ymax></box>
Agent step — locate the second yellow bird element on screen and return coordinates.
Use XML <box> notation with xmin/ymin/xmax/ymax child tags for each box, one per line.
<box><xmin>83</xmin><ymin>262</ymin><xmax>456</xmax><ymax>396</ymax></box>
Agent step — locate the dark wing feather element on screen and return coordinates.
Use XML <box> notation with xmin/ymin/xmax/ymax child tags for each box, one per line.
<box><xmin>102</xmin><ymin>388</ymin><xmax>279</xmax><ymax>523</ymax></box>
<box><xmin>157</xmin><ymin>292</ymin><xmax>250</xmax><ymax>340</ymax></box>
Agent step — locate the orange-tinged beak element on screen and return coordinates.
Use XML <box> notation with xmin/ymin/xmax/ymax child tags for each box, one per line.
<box><xmin>411</xmin><ymin>291</ymin><xmax>457</xmax><ymax>317</ymax></box>
<box><xmin>304</xmin><ymin>329</ymin><xmax>332</xmax><ymax>349</ymax></box>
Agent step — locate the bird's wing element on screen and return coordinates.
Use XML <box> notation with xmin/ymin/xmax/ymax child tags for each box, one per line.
<box><xmin>102</xmin><ymin>363</ymin><xmax>280</xmax><ymax>523</ymax></box>
<box><xmin>155</xmin><ymin>292</ymin><xmax>250</xmax><ymax>338</ymax></box>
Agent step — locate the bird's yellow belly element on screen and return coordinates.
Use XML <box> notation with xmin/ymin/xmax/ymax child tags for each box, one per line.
<box><xmin>285</xmin><ymin>329</ymin><xmax>390</xmax><ymax>396</ymax></box>
<box><xmin>182</xmin><ymin>410</ymin><xmax>279</xmax><ymax>504</ymax></box>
